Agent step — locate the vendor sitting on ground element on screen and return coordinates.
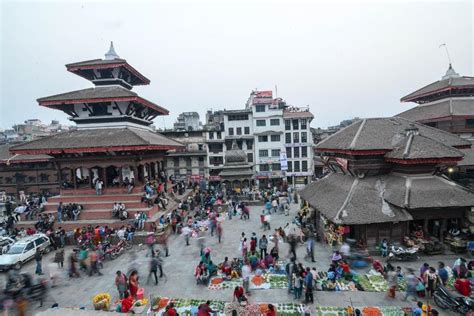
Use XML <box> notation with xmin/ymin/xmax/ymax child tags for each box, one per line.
<box><xmin>220</xmin><ymin>257</ymin><xmax>232</xmax><ymax>276</ymax></box>
<box><xmin>207</xmin><ymin>260</ymin><xmax>217</xmax><ymax>276</ymax></box>
<box><xmin>195</xmin><ymin>262</ymin><xmax>210</xmax><ymax>285</ymax></box>
<box><xmin>117</xmin><ymin>291</ymin><xmax>134</xmax><ymax>313</ymax></box>
<box><xmin>230</xmin><ymin>258</ymin><xmax>241</xmax><ymax>279</ymax></box>
<box><xmin>233</xmin><ymin>285</ymin><xmax>247</xmax><ymax>303</ymax></box>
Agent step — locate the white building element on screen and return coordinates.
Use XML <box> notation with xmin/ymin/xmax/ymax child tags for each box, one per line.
<box><xmin>283</xmin><ymin>106</ymin><xmax>314</xmax><ymax>186</ymax></box>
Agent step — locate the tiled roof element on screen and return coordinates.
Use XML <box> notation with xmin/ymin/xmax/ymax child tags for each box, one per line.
<box><xmin>37</xmin><ymin>86</ymin><xmax>168</xmax><ymax>115</ymax></box>
<box><xmin>385</xmin><ymin>134</ymin><xmax>464</xmax><ymax>160</ymax></box>
<box><xmin>396</xmin><ymin>99</ymin><xmax>474</xmax><ymax>122</ymax></box>
<box><xmin>401</xmin><ymin>76</ymin><xmax>474</xmax><ymax>102</ymax></box>
<box><xmin>300</xmin><ymin>172</ymin><xmax>474</xmax><ymax>224</ymax></box>
<box><xmin>65</xmin><ymin>58</ymin><xmax>150</xmax><ymax>85</ymax></box>
<box><xmin>458</xmin><ymin>143</ymin><xmax>474</xmax><ymax>166</ymax></box>
<box><xmin>10</xmin><ymin>127</ymin><xmax>183</xmax><ymax>155</ymax></box>
<box><xmin>0</xmin><ymin>144</ymin><xmax>52</xmax><ymax>164</ymax></box>
<box><xmin>299</xmin><ymin>173</ymin><xmax>413</xmax><ymax>225</ymax></box>
<box><xmin>316</xmin><ymin>117</ymin><xmax>470</xmax><ymax>152</ymax></box>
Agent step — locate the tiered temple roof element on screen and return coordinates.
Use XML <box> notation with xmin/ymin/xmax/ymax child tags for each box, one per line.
<box><xmin>301</xmin><ymin>117</ymin><xmax>474</xmax><ymax>225</ymax></box>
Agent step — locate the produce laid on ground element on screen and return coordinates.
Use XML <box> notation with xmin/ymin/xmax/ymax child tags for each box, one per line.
<box><xmin>150</xmin><ymin>296</ymin><xmax>226</xmax><ymax>315</ymax></box>
<box><xmin>208</xmin><ymin>277</ymin><xmax>243</xmax><ymax>290</ymax></box>
<box><xmin>315</xmin><ymin>306</ymin><xmax>409</xmax><ymax>316</ymax></box>
<box><xmin>249</xmin><ymin>273</ymin><xmax>288</xmax><ymax>290</ymax></box>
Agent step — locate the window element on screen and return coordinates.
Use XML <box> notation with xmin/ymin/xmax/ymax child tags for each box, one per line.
<box><xmin>272</xmin><ymin>163</ymin><xmax>281</xmax><ymax>171</ymax></box>
<box><xmin>293</xmin><ymin>132</ymin><xmax>299</xmax><ymax>143</ymax></box>
<box><xmin>34</xmin><ymin>237</ymin><xmax>47</xmax><ymax>247</ymax></box>
<box><xmin>244</xmin><ymin>127</ymin><xmax>250</xmax><ymax>134</ymax></box>
<box><xmin>256</xmin><ymin>105</ymin><xmax>266</xmax><ymax>112</ymax></box>
<box><xmin>217</xmin><ymin>132</ymin><xmax>222</xmax><ymax>139</ymax></box>
<box><xmin>285</xmin><ymin>120</ymin><xmax>291</xmax><ymax>130</ymax></box>
<box><xmin>285</xmin><ymin>133</ymin><xmax>291</xmax><ymax>144</ymax></box>
<box><xmin>270</xmin><ymin>119</ymin><xmax>280</xmax><ymax>126</ymax></box>
<box><xmin>271</xmin><ymin>135</ymin><xmax>280</xmax><ymax>142</ymax></box>
<box><xmin>198</xmin><ymin>144</ymin><xmax>204</xmax><ymax>151</ymax></box>
<box><xmin>301</xmin><ymin>119</ymin><xmax>307</xmax><ymax>129</ymax></box>
<box><xmin>208</xmin><ymin>132</ymin><xmax>214</xmax><ymax>139</ymax></box>
<box><xmin>467</xmin><ymin>119</ymin><xmax>474</xmax><ymax>127</ymax></box>
<box><xmin>228</xmin><ymin>128</ymin><xmax>234</xmax><ymax>136</ymax></box>
<box><xmin>271</xmin><ymin>149</ymin><xmax>280</xmax><ymax>157</ymax></box>
<box><xmin>173</xmin><ymin>158</ymin><xmax>179</xmax><ymax>166</ymax></box>
<box><xmin>294</xmin><ymin>147</ymin><xmax>300</xmax><ymax>158</ymax></box>
<box><xmin>247</xmin><ymin>153</ymin><xmax>253</xmax><ymax>162</ymax></box>
<box><xmin>259</xmin><ymin>149</ymin><xmax>269</xmax><ymax>157</ymax></box>
<box><xmin>258</xmin><ymin>135</ymin><xmax>268</xmax><ymax>142</ymax></box>
<box><xmin>287</xmin><ymin>161</ymin><xmax>293</xmax><ymax>172</ymax></box>
<box><xmin>302</xmin><ymin>146</ymin><xmax>308</xmax><ymax>157</ymax></box>
<box><xmin>301</xmin><ymin>132</ymin><xmax>307</xmax><ymax>143</ymax></box>
<box><xmin>302</xmin><ymin>161</ymin><xmax>308</xmax><ymax>171</ymax></box>
<box><xmin>237</xmin><ymin>127</ymin><xmax>242</xmax><ymax>135</ymax></box>
<box><xmin>294</xmin><ymin>161</ymin><xmax>300</xmax><ymax>172</ymax></box>
<box><xmin>246</xmin><ymin>140</ymin><xmax>253</xmax><ymax>150</ymax></box>
<box><xmin>186</xmin><ymin>158</ymin><xmax>192</xmax><ymax>167</ymax></box>
<box><xmin>24</xmin><ymin>242</ymin><xmax>34</xmax><ymax>252</ymax></box>
<box><xmin>287</xmin><ymin>149</ymin><xmax>292</xmax><ymax>158</ymax></box>
<box><xmin>260</xmin><ymin>164</ymin><xmax>270</xmax><ymax>171</ymax></box>
<box><xmin>228</xmin><ymin>114</ymin><xmax>249</xmax><ymax>121</ymax></box>
<box><xmin>292</xmin><ymin>119</ymin><xmax>299</xmax><ymax>130</ymax></box>
<box><xmin>256</xmin><ymin>120</ymin><xmax>266</xmax><ymax>127</ymax></box>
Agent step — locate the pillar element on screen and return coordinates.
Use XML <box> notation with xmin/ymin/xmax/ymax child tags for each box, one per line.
<box><xmin>440</xmin><ymin>219</ymin><xmax>447</xmax><ymax>242</ymax></box>
<box><xmin>423</xmin><ymin>219</ymin><xmax>429</xmax><ymax>234</ymax></box>
<box><xmin>72</xmin><ymin>168</ymin><xmax>77</xmax><ymax>189</ymax></box>
<box><xmin>102</xmin><ymin>167</ymin><xmax>107</xmax><ymax>188</ymax></box>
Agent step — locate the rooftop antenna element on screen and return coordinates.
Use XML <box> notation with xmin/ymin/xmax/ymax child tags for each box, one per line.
<box><xmin>439</xmin><ymin>43</ymin><xmax>452</xmax><ymax>65</ymax></box>
<box><xmin>275</xmin><ymin>85</ymin><xmax>278</xmax><ymax>98</ymax></box>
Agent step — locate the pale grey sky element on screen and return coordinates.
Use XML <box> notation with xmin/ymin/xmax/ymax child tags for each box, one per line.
<box><xmin>1</xmin><ymin>0</ymin><xmax>472</xmax><ymax>129</ymax></box>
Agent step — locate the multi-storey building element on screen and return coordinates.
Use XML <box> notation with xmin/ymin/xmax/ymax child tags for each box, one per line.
<box><xmin>246</xmin><ymin>90</ymin><xmax>315</xmax><ymax>188</ymax></box>
<box><xmin>283</xmin><ymin>106</ymin><xmax>315</xmax><ymax>186</ymax></box>
<box><xmin>162</xmin><ymin>130</ymin><xmax>209</xmax><ymax>182</ymax></box>
<box><xmin>173</xmin><ymin>112</ymin><xmax>202</xmax><ymax>131</ymax></box>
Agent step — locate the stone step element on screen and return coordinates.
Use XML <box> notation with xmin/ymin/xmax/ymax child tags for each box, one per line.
<box><xmin>40</xmin><ymin>206</ymin><xmax>160</xmax><ymax>220</ymax></box>
<box><xmin>44</xmin><ymin>200</ymin><xmax>149</xmax><ymax>211</ymax></box>
<box><xmin>16</xmin><ymin>189</ymin><xmax>193</xmax><ymax>232</ymax></box>
<box><xmin>60</xmin><ymin>187</ymin><xmax>137</xmax><ymax>196</ymax></box>
<box><xmin>48</xmin><ymin>193</ymin><xmax>143</xmax><ymax>203</ymax></box>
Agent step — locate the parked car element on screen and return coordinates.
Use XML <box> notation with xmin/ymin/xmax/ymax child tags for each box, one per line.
<box><xmin>0</xmin><ymin>234</ymin><xmax>51</xmax><ymax>271</ymax></box>
<box><xmin>0</xmin><ymin>237</ymin><xmax>15</xmax><ymax>255</ymax></box>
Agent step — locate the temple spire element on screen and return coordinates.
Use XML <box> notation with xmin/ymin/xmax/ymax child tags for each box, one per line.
<box><xmin>104</xmin><ymin>41</ymin><xmax>119</xmax><ymax>60</ymax></box>
<box><xmin>442</xmin><ymin>63</ymin><xmax>460</xmax><ymax>80</ymax></box>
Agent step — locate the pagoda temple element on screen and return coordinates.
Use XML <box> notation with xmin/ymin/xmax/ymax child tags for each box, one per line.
<box><xmin>397</xmin><ymin>64</ymin><xmax>474</xmax><ymax>183</ymax></box>
<box><xmin>300</xmin><ymin>117</ymin><xmax>474</xmax><ymax>248</ymax></box>
<box><xmin>11</xmin><ymin>42</ymin><xmax>182</xmax><ymax>190</ymax></box>
<box><xmin>10</xmin><ymin>43</ymin><xmax>183</xmax><ymax>229</ymax></box>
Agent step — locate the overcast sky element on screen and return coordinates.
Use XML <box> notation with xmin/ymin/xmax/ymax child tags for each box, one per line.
<box><xmin>1</xmin><ymin>0</ymin><xmax>472</xmax><ymax>130</ymax></box>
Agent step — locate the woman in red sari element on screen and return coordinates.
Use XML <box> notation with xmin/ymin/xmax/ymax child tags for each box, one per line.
<box><xmin>128</xmin><ymin>270</ymin><xmax>139</xmax><ymax>298</ymax></box>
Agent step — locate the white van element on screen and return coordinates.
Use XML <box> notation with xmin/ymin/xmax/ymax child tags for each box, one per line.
<box><xmin>0</xmin><ymin>233</ymin><xmax>51</xmax><ymax>270</ymax></box>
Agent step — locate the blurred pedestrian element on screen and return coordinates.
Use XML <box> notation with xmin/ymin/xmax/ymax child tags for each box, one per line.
<box><xmin>35</xmin><ymin>248</ymin><xmax>43</xmax><ymax>275</ymax></box>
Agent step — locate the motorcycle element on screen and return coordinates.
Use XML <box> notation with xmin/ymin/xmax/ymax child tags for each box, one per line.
<box><xmin>387</xmin><ymin>245</ymin><xmax>419</xmax><ymax>262</ymax></box>
<box><xmin>5</xmin><ymin>271</ymin><xmax>48</xmax><ymax>307</ymax></box>
<box><xmin>434</xmin><ymin>285</ymin><xmax>474</xmax><ymax>315</ymax></box>
<box><xmin>109</xmin><ymin>239</ymin><xmax>132</xmax><ymax>260</ymax></box>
